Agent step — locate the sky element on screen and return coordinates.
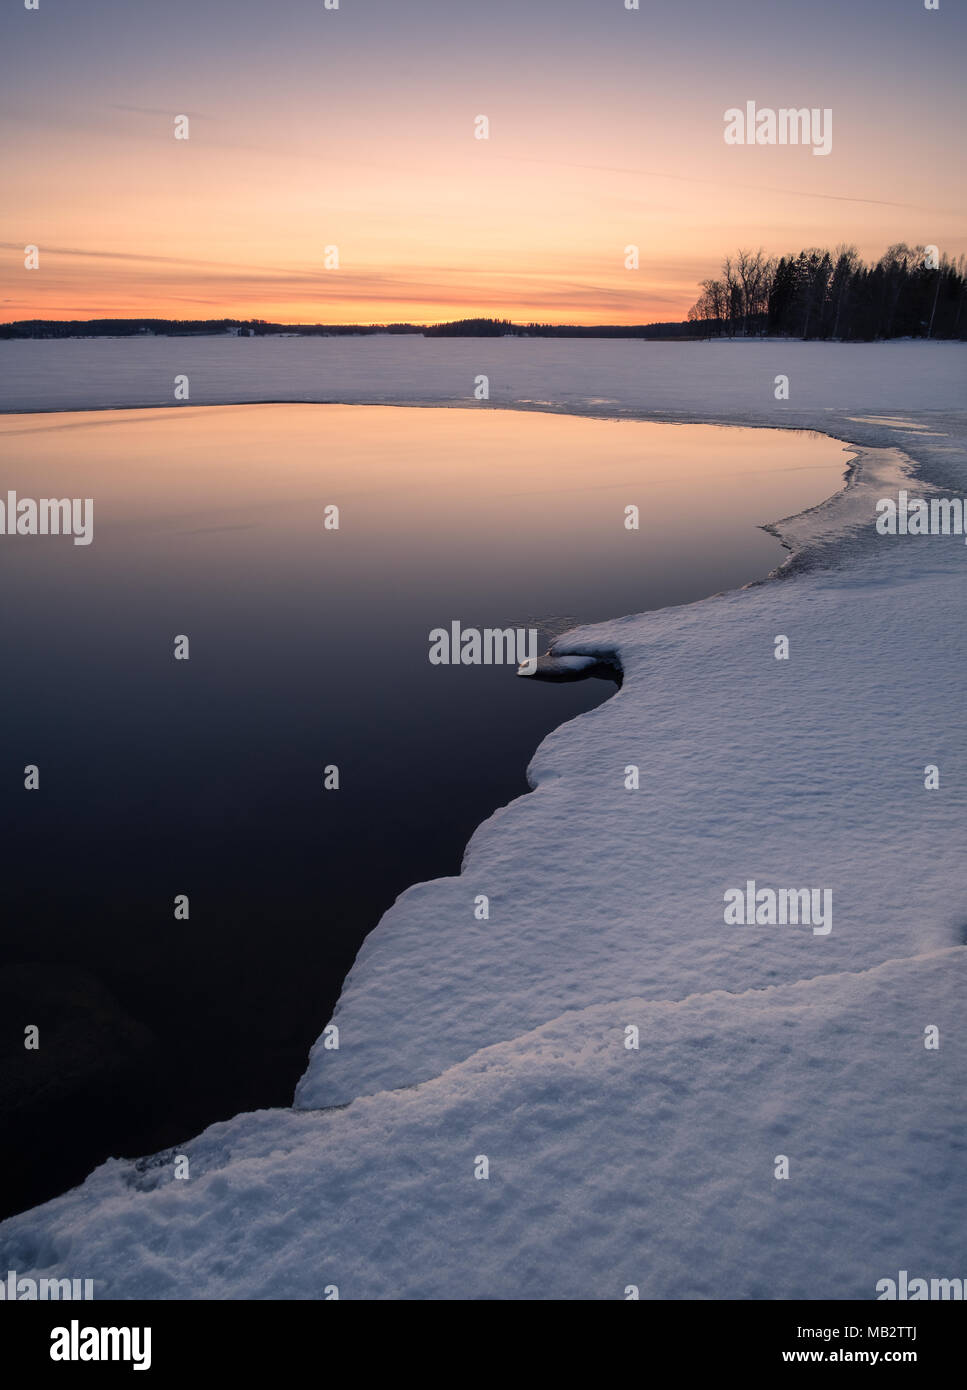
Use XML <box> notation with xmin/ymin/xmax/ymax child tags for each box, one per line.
<box><xmin>1</xmin><ymin>0</ymin><xmax>964</xmax><ymax>325</ymax></box>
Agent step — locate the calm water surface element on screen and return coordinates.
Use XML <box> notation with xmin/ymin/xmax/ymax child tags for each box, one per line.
<box><xmin>0</xmin><ymin>404</ymin><xmax>847</xmax><ymax>1216</ymax></box>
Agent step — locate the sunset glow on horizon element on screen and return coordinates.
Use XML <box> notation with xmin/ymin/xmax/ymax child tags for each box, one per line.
<box><xmin>2</xmin><ymin>0</ymin><xmax>964</xmax><ymax>325</ymax></box>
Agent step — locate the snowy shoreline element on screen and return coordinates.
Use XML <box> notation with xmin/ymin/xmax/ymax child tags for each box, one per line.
<box><xmin>1</xmin><ymin>342</ymin><xmax>964</xmax><ymax>1299</ymax></box>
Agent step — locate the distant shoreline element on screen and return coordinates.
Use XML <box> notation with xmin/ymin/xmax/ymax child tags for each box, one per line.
<box><xmin>2</xmin><ymin>318</ymin><xmax>964</xmax><ymax>343</ymax></box>
<box><xmin>0</xmin><ymin>317</ymin><xmax>696</xmax><ymax>341</ymax></box>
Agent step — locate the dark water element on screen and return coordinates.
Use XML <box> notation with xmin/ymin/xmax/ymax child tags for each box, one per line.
<box><xmin>0</xmin><ymin>404</ymin><xmax>846</xmax><ymax>1218</ymax></box>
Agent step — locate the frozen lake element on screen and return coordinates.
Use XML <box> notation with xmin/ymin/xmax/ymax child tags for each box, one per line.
<box><xmin>0</xmin><ymin>334</ymin><xmax>962</xmax><ymax>418</ymax></box>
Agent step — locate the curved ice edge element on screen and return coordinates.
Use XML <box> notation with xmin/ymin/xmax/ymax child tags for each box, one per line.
<box><xmin>526</xmin><ymin>423</ymin><xmax>918</xmax><ymax>674</ymax></box>
<box><xmin>2</xmin><ymin>397</ymin><xmax>954</xmax><ymax>1210</ymax></box>
<box><xmin>2</xmin><ymin>402</ymin><xmax>965</xmax><ymax>1293</ymax></box>
<box><xmin>3</xmin><ymin>945</ymin><xmax>963</xmax><ymax>1301</ymax></box>
<box><xmin>294</xmin><ymin>419</ymin><xmax>922</xmax><ymax>1110</ymax></box>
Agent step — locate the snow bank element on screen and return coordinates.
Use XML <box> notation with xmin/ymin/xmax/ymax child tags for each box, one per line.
<box><xmin>1</xmin><ymin>952</ymin><xmax>962</xmax><ymax>1299</ymax></box>
<box><xmin>296</xmin><ymin>536</ymin><xmax>967</xmax><ymax>1110</ymax></box>
<box><xmin>1</xmin><ymin>342</ymin><xmax>965</xmax><ymax>1299</ymax></box>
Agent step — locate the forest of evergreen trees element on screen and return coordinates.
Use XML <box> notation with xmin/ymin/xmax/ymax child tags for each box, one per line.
<box><xmin>687</xmin><ymin>244</ymin><xmax>966</xmax><ymax>340</ymax></box>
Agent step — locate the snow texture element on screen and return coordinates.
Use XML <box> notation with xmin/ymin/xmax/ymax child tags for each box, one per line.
<box><xmin>1</xmin><ymin>340</ymin><xmax>965</xmax><ymax>1300</ymax></box>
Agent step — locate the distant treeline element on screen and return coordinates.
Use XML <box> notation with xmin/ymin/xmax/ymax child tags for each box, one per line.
<box><xmin>688</xmin><ymin>244</ymin><xmax>966</xmax><ymax>340</ymax></box>
<box><xmin>0</xmin><ymin>318</ymin><xmax>419</xmax><ymax>340</ymax></box>
<box><xmin>421</xmin><ymin>318</ymin><xmax>695</xmax><ymax>338</ymax></box>
<box><xmin>2</xmin><ymin>247</ymin><xmax>965</xmax><ymax>342</ymax></box>
<box><xmin>0</xmin><ymin>316</ymin><xmax>696</xmax><ymax>341</ymax></box>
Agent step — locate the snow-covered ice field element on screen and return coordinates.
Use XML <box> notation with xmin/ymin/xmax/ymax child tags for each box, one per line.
<box><xmin>0</xmin><ymin>335</ymin><xmax>962</xmax><ymax>427</ymax></box>
<box><xmin>1</xmin><ymin>339</ymin><xmax>964</xmax><ymax>1299</ymax></box>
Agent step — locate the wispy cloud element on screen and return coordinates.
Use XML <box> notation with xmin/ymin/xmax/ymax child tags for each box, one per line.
<box><xmin>109</xmin><ymin>105</ymin><xmax>216</xmax><ymax>121</ymax></box>
<box><xmin>488</xmin><ymin>154</ymin><xmax>942</xmax><ymax>213</ymax></box>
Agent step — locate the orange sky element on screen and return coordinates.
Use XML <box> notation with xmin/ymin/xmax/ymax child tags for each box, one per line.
<box><xmin>2</xmin><ymin>0</ymin><xmax>964</xmax><ymax>325</ymax></box>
